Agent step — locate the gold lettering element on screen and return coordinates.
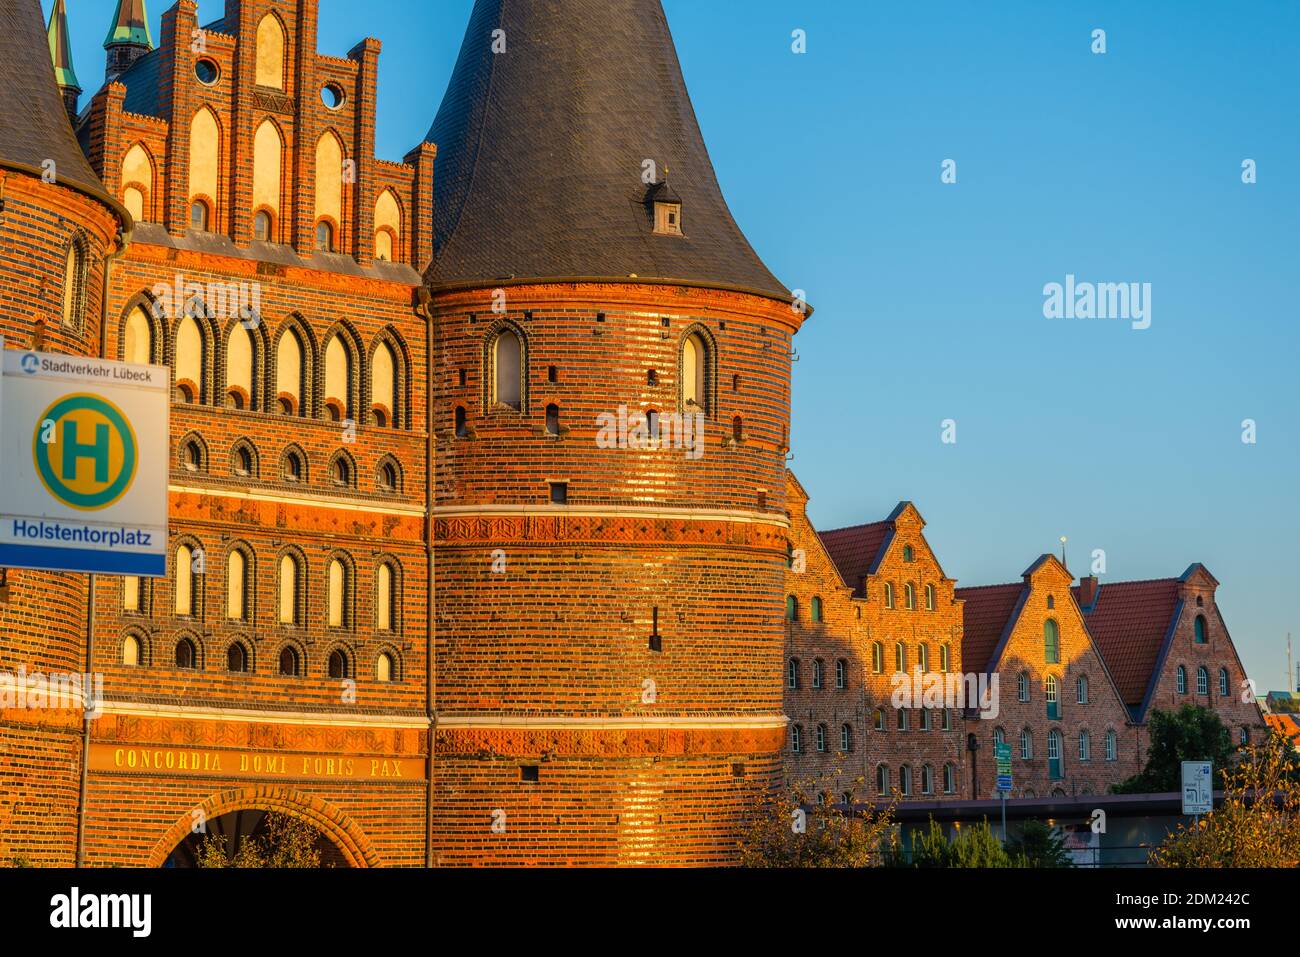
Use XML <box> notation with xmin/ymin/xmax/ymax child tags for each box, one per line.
<box><xmin>370</xmin><ymin>759</ymin><xmax>379</xmax><ymax>777</ymax></box>
<box><xmin>114</xmin><ymin>749</ymin><xmax>124</xmax><ymax>768</ymax></box>
<box><xmin>127</xmin><ymin>749</ymin><xmax>137</xmax><ymax>769</ymax></box>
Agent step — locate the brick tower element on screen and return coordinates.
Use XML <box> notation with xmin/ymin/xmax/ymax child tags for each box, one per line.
<box><xmin>425</xmin><ymin>0</ymin><xmax>806</xmax><ymax>865</ymax></box>
<box><xmin>0</xmin><ymin>0</ymin><xmax>128</xmax><ymax>865</ymax></box>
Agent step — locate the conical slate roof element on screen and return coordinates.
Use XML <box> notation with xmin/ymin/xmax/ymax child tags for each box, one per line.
<box><xmin>0</xmin><ymin>0</ymin><xmax>116</xmax><ymax>211</ymax></box>
<box><xmin>424</xmin><ymin>0</ymin><xmax>789</xmax><ymax>300</ymax></box>
<box><xmin>105</xmin><ymin>0</ymin><xmax>152</xmax><ymax>48</ymax></box>
<box><xmin>48</xmin><ymin>0</ymin><xmax>80</xmax><ymax>92</ymax></box>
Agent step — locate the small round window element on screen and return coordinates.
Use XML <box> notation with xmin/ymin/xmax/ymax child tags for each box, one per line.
<box><xmin>195</xmin><ymin>59</ymin><xmax>220</xmax><ymax>85</ymax></box>
<box><xmin>321</xmin><ymin>84</ymin><xmax>345</xmax><ymax>109</ymax></box>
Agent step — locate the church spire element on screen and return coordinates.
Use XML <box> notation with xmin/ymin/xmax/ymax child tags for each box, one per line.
<box><xmin>46</xmin><ymin>0</ymin><xmax>80</xmax><ymax>121</ymax></box>
<box><xmin>104</xmin><ymin>0</ymin><xmax>153</xmax><ymax>83</ymax></box>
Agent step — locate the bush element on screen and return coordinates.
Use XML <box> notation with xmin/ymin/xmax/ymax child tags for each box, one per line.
<box><xmin>887</xmin><ymin>819</ymin><xmax>1013</xmax><ymax>868</ymax></box>
<box><xmin>740</xmin><ymin>777</ymin><xmax>896</xmax><ymax>868</ymax></box>
<box><xmin>196</xmin><ymin>812</ymin><xmax>325</xmax><ymax>868</ymax></box>
<box><xmin>1006</xmin><ymin>819</ymin><xmax>1073</xmax><ymax>868</ymax></box>
<box><xmin>1153</xmin><ymin>736</ymin><xmax>1300</xmax><ymax>867</ymax></box>
<box><xmin>1113</xmin><ymin>705</ymin><xmax>1236</xmax><ymax>794</ymax></box>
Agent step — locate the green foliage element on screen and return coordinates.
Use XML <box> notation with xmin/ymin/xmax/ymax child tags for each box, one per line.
<box><xmin>886</xmin><ymin>819</ymin><xmax>1013</xmax><ymax>868</ymax></box>
<box><xmin>1113</xmin><ymin>705</ymin><xmax>1237</xmax><ymax>794</ymax></box>
<box><xmin>196</xmin><ymin>812</ymin><xmax>325</xmax><ymax>869</ymax></box>
<box><xmin>1006</xmin><ymin>819</ymin><xmax>1073</xmax><ymax>868</ymax></box>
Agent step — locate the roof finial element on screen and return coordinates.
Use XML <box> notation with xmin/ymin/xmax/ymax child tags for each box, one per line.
<box><xmin>47</xmin><ymin>0</ymin><xmax>80</xmax><ymax>120</ymax></box>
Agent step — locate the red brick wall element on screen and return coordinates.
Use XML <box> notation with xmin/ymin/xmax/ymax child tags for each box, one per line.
<box><xmin>784</xmin><ymin>477</ymin><xmax>969</xmax><ymax>803</ymax></box>
<box><xmin>966</xmin><ymin>559</ymin><xmax>1141</xmax><ymax>799</ymax></box>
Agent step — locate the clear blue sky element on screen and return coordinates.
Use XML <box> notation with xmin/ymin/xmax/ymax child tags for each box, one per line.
<box><xmin>54</xmin><ymin>1</ymin><xmax>1300</xmax><ymax>691</ymax></box>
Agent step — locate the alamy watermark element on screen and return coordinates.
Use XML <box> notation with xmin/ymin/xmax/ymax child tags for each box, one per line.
<box><xmin>151</xmin><ymin>273</ymin><xmax>263</xmax><ymax>327</ymax></box>
<box><xmin>596</xmin><ymin>406</ymin><xmax>704</xmax><ymax>460</ymax></box>
<box><xmin>890</xmin><ymin>668</ymin><xmax>1000</xmax><ymax>719</ymax></box>
<box><xmin>0</xmin><ymin>666</ymin><xmax>103</xmax><ymax>717</ymax></box>
<box><xmin>1043</xmin><ymin>274</ymin><xmax>1151</xmax><ymax>330</ymax></box>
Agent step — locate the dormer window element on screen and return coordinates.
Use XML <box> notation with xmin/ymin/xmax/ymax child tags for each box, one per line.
<box><xmin>648</xmin><ymin>181</ymin><xmax>683</xmax><ymax>237</ymax></box>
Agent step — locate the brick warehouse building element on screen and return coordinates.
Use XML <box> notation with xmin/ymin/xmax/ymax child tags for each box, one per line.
<box><xmin>0</xmin><ymin>0</ymin><xmax>1268</xmax><ymax>868</ymax></box>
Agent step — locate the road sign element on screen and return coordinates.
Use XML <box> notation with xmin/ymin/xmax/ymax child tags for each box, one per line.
<box><xmin>0</xmin><ymin>339</ymin><xmax>168</xmax><ymax>577</ymax></box>
<box><xmin>1181</xmin><ymin>760</ymin><xmax>1213</xmax><ymax>815</ymax></box>
<box><xmin>995</xmin><ymin>741</ymin><xmax>1013</xmax><ymax>792</ymax></box>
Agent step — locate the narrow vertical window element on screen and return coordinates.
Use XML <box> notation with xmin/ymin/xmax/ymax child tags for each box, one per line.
<box><xmin>493</xmin><ymin>329</ymin><xmax>523</xmax><ymax>410</ymax></box>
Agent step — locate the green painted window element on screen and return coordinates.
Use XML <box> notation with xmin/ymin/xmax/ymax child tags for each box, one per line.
<box><xmin>1044</xmin><ymin>618</ymin><xmax>1061</xmax><ymax>664</ymax></box>
<box><xmin>1194</xmin><ymin>615</ymin><xmax>1207</xmax><ymax>644</ymax></box>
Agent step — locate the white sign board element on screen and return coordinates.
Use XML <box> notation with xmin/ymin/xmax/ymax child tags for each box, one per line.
<box><xmin>1181</xmin><ymin>760</ymin><xmax>1213</xmax><ymax>815</ymax></box>
<box><xmin>0</xmin><ymin>338</ymin><xmax>169</xmax><ymax>577</ymax></box>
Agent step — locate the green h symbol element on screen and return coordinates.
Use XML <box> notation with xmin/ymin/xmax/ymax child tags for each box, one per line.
<box><xmin>61</xmin><ymin>420</ymin><xmax>111</xmax><ymax>483</ymax></box>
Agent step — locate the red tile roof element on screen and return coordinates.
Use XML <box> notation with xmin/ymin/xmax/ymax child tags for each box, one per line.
<box><xmin>954</xmin><ymin>583</ymin><xmax>1025</xmax><ymax>673</ymax></box>
<box><xmin>1073</xmin><ymin>578</ymin><xmax>1180</xmax><ymax>710</ymax></box>
<box><xmin>1265</xmin><ymin>713</ymin><xmax>1300</xmax><ymax>746</ymax></box>
<box><xmin>818</xmin><ymin>521</ymin><xmax>892</xmax><ymax>595</ymax></box>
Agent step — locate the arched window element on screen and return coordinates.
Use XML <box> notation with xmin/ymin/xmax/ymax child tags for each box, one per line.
<box><xmin>253</xmin><ymin>210</ymin><xmax>272</xmax><ymax>242</ymax></box>
<box><xmin>316</xmin><ymin>220</ymin><xmax>335</xmax><ymax>253</ymax></box>
<box><xmin>253</xmin><ymin>119</ymin><xmax>283</xmax><ymax>235</ymax></box>
<box><xmin>904</xmin><ymin>583</ymin><xmax>916</xmax><ymax>610</ymax></box>
<box><xmin>1195</xmin><ymin>615</ymin><xmax>1208</xmax><ymax>644</ymax></box>
<box><xmin>122</xmin><ymin>635</ymin><xmax>141</xmax><ymax>667</ymax></box>
<box><xmin>545</xmin><ymin>404</ymin><xmax>560</xmax><ymax>436</ymax></box>
<box><xmin>785</xmin><ymin>595</ymin><xmax>798</xmax><ymax>621</ymax></box>
<box><xmin>1017</xmin><ymin>671</ymin><xmax>1029</xmax><ymax>702</ymax></box>
<box><xmin>876</xmin><ymin>765</ymin><xmax>889</xmax><ymax>794</ymax></box>
<box><xmin>226</xmin><ymin>550</ymin><xmax>248</xmax><ymax>621</ymax></box>
<box><xmin>123</xmin><ymin>305</ymin><xmax>154</xmax><ymax>365</ymax></box>
<box><xmin>1020</xmin><ymin>728</ymin><xmax>1033</xmax><ymax>760</ymax></box>
<box><xmin>374</xmin><ymin>189</ymin><xmax>403</xmax><ymax>262</ymax></box>
<box><xmin>278</xmin><ymin>554</ymin><xmax>299</xmax><ymax>625</ymax></box>
<box><xmin>1219</xmin><ymin>668</ymin><xmax>1229</xmax><ymax>697</ymax></box>
<box><xmin>255</xmin><ymin>13</ymin><xmax>286</xmax><ymax>88</ymax></box>
<box><xmin>175</xmin><ymin>314</ymin><xmax>204</xmax><ymax>402</ymax></box>
<box><xmin>189</xmin><ymin>107</ymin><xmax>220</xmax><ymax>227</ymax></box>
<box><xmin>899</xmin><ymin>765</ymin><xmax>912</xmax><ymax>796</ymax></box>
<box><xmin>330</xmin><ymin>452</ymin><xmax>353</xmax><ymax>487</ymax></box>
<box><xmin>1076</xmin><ymin>674</ymin><xmax>1089</xmax><ymax>704</ymax></box>
<box><xmin>1197</xmin><ymin>666</ymin><xmax>1209</xmax><ymax>695</ymax></box>
<box><xmin>371</xmin><ymin>340</ymin><xmax>398</xmax><ymax>427</ymax></box>
<box><xmin>328</xmin><ymin>649</ymin><xmax>349</xmax><ymax>680</ymax></box>
<box><xmin>492</xmin><ymin>328</ymin><xmax>523</xmax><ymax>410</ymax></box>
<box><xmin>812</xmin><ymin>659</ymin><xmax>823</xmax><ymax>689</ymax></box>
<box><xmin>897</xmin><ymin>709</ymin><xmax>908</xmax><ymax>732</ymax></box>
<box><xmin>993</xmin><ymin>726</ymin><xmax>1005</xmax><ymax>746</ymax></box>
<box><xmin>282</xmin><ymin>448</ymin><xmax>304</xmax><ymax>483</ymax></box>
<box><xmin>1044</xmin><ymin>618</ymin><xmax>1060</xmax><ymax>663</ymax></box>
<box><xmin>455</xmin><ymin>406</ymin><xmax>469</xmax><ymax>438</ymax></box>
<box><xmin>275</xmin><ymin>328</ymin><xmax>304</xmax><ymax>415</ymax></box>
<box><xmin>815</xmin><ymin>724</ymin><xmax>827</xmax><ymax>753</ymax></box>
<box><xmin>873</xmin><ymin>709</ymin><xmax>886</xmax><ymax>732</ymax></box>
<box><xmin>884</xmin><ymin>583</ymin><xmax>895</xmax><ymax>609</ymax></box>
<box><xmin>835</xmin><ymin>659</ymin><xmax>847</xmax><ymax>690</ymax></box>
<box><xmin>327</xmin><ymin>558</ymin><xmax>349</xmax><ymax>629</ymax></box>
<box><xmin>314</xmin><ymin>130</ymin><xmax>344</xmax><ymax>243</ymax></box>
<box><xmin>1106</xmin><ymin>729</ymin><xmax>1118</xmax><ymax>762</ymax></box>
<box><xmin>225</xmin><ymin>323</ymin><xmax>254</xmax><ymax>409</ymax></box>
<box><xmin>732</xmin><ymin>416</ymin><xmax>744</xmax><ymax>443</ymax></box>
<box><xmin>925</xmin><ymin>583</ymin><xmax>935</xmax><ymax>611</ymax></box>
<box><xmin>231</xmin><ymin>443</ymin><xmax>255</xmax><ymax>477</ymax></box>
<box><xmin>122</xmin><ymin>143</ymin><xmax>154</xmax><ymax>222</ymax></box>
<box><xmin>940</xmin><ymin>643</ymin><xmax>951</xmax><ymax>673</ymax></box>
<box><xmin>810</xmin><ymin>596</ymin><xmax>823</xmax><ymax>623</ymax></box>
<box><xmin>790</xmin><ymin>724</ymin><xmax>802</xmax><ymax>753</ymax></box>
<box><xmin>840</xmin><ymin>724</ymin><xmax>853</xmax><ymax>752</ymax></box>
<box><xmin>920</xmin><ymin>709</ymin><xmax>932</xmax><ymax>731</ymax></box>
<box><xmin>174</xmin><ymin>545</ymin><xmax>196</xmax><ymax>617</ymax></box>
<box><xmin>227</xmin><ymin>642</ymin><xmax>249</xmax><ymax>673</ymax></box>
<box><xmin>175</xmin><ymin>638</ymin><xmax>197</xmax><ymax>670</ymax></box>
<box><xmin>377</xmin><ymin>563</ymin><xmax>395</xmax><ymax>632</ymax></box>
<box><xmin>376</xmin><ymin>652</ymin><xmax>395</xmax><ymax>683</ymax></box>
<box><xmin>324</xmin><ymin>335</ymin><xmax>352</xmax><ymax>420</ymax></box>
<box><xmin>1045</xmin><ymin>674</ymin><xmax>1059</xmax><ymax>719</ymax></box>
<box><xmin>1078</xmin><ymin>729</ymin><xmax>1091</xmax><ymax>761</ymax></box>
<box><xmin>921</xmin><ymin>764</ymin><xmax>933</xmax><ymax>795</ymax></box>
<box><xmin>871</xmin><ymin>641</ymin><xmax>884</xmax><ymax>674</ymax></box>
<box><xmin>278</xmin><ymin>645</ymin><xmax>300</xmax><ymax>677</ymax></box>
<box><xmin>378</xmin><ymin>461</ymin><xmax>398</xmax><ymax>493</ymax></box>
<box><xmin>943</xmin><ymin>763</ymin><xmax>956</xmax><ymax>794</ymax></box>
<box><xmin>902</xmin><ymin>545</ymin><xmax>915</xmax><ymax>563</ymax></box>
<box><xmin>181</xmin><ymin>438</ymin><xmax>203</xmax><ymax>472</ymax></box>
<box><xmin>918</xmin><ymin>643</ymin><xmax>929</xmax><ymax>672</ymax></box>
<box><xmin>894</xmin><ymin>642</ymin><xmax>906</xmax><ymax>674</ymax></box>
<box><xmin>1176</xmin><ymin>665</ymin><xmax>1187</xmax><ymax>694</ymax></box>
<box><xmin>1048</xmin><ymin>729</ymin><xmax>1063</xmax><ymax>779</ymax></box>
<box><xmin>786</xmin><ymin>657</ymin><xmax>799</xmax><ymax>689</ymax></box>
<box><xmin>681</xmin><ymin>331</ymin><xmax>709</xmax><ymax>413</ymax></box>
